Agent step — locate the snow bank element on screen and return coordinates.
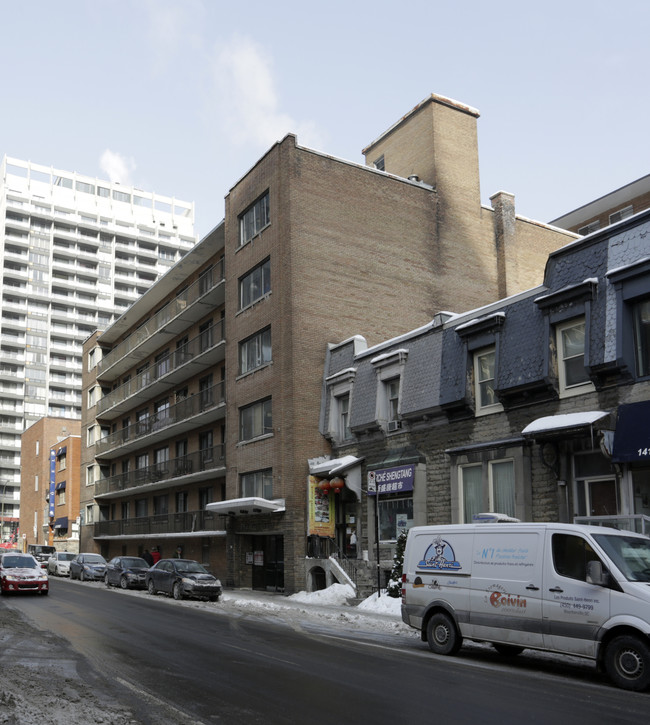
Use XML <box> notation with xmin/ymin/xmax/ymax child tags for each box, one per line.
<box><xmin>288</xmin><ymin>582</ymin><xmax>355</xmax><ymax>604</ymax></box>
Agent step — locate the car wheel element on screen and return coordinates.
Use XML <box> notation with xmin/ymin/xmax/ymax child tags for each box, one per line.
<box><xmin>172</xmin><ymin>582</ymin><xmax>183</xmax><ymax>600</ymax></box>
<box><xmin>493</xmin><ymin>643</ymin><xmax>525</xmax><ymax>656</ymax></box>
<box><xmin>147</xmin><ymin>579</ymin><xmax>156</xmax><ymax>595</ymax></box>
<box><xmin>605</xmin><ymin>635</ymin><xmax>650</xmax><ymax>691</ymax></box>
<box><xmin>80</xmin><ymin>570</ymin><xmax>85</xmax><ymax>582</ymax></box>
<box><xmin>426</xmin><ymin>612</ymin><xmax>462</xmax><ymax>656</ymax></box>
<box><xmin>120</xmin><ymin>576</ymin><xmax>128</xmax><ymax>590</ymax></box>
<box><xmin>104</xmin><ymin>573</ymin><xmax>111</xmax><ymax>587</ymax></box>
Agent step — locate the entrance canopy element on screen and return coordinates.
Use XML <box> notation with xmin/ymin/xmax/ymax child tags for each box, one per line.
<box><xmin>205</xmin><ymin>497</ymin><xmax>286</xmax><ymax>516</ymax></box>
<box><xmin>522</xmin><ymin>411</ymin><xmax>609</xmax><ymax>439</ymax></box>
<box><xmin>309</xmin><ymin>455</ymin><xmax>364</xmax><ymax>499</ymax></box>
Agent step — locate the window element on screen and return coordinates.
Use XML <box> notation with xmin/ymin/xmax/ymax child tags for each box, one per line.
<box><xmin>373</xmin><ymin>155</ymin><xmax>385</xmax><ymax>171</ymax></box>
<box><xmin>459</xmin><ymin>459</ymin><xmax>515</xmax><ymax>521</ymax></box>
<box><xmin>552</xmin><ymin>534</ymin><xmax>600</xmax><ymax>582</ymax></box>
<box><xmin>121</xmin><ymin>501</ymin><xmax>130</xmax><ymax>519</ymax></box>
<box><xmin>199</xmin><ymin>321</ymin><xmax>213</xmax><ymax>352</ymax></box>
<box><xmin>239</xmin><ymin>259</ymin><xmax>271</xmax><ymax>309</ymax></box>
<box><xmin>58</xmin><ymin>452</ymin><xmax>67</xmax><ymax>471</ymax></box>
<box><xmin>176</xmin><ymin>491</ymin><xmax>188</xmax><ymax>513</ymax></box>
<box><xmin>239</xmin><ymin>192</ymin><xmax>270</xmax><ymax>246</ymax></box>
<box><xmin>577</xmin><ymin>220</ymin><xmax>600</xmax><ymax>236</ymax></box>
<box><xmin>199</xmin><ymin>375</ymin><xmax>213</xmax><ymax>410</ymax></box>
<box><xmin>239</xmin><ymin>328</ymin><xmax>271</xmax><ymax>374</ymax></box>
<box><xmin>240</xmin><ymin>398</ymin><xmax>272</xmax><ymax>441</ymax></box>
<box><xmin>155</xmin><ymin>349</ymin><xmax>170</xmax><ymax>378</ymax></box>
<box><xmin>386</xmin><ymin>379</ymin><xmax>400</xmax><ymax>427</ymax></box>
<box><xmin>378</xmin><ymin>497</ymin><xmax>413</xmax><ymax>542</ymax></box>
<box><xmin>609</xmin><ymin>205</ymin><xmax>633</xmax><ymax>225</ymax></box>
<box><xmin>241</xmin><ymin>469</ymin><xmax>273</xmax><ymax>499</ymax></box>
<box><xmin>474</xmin><ymin>347</ymin><xmax>502</xmax><ymax>414</ymax></box>
<box><xmin>556</xmin><ymin>318</ymin><xmax>593</xmax><ymax>396</ymax></box>
<box><xmin>153</xmin><ymin>494</ymin><xmax>169</xmax><ymax>515</ymax></box>
<box><xmin>199</xmin><ymin>431</ymin><xmax>213</xmax><ymax>470</ymax></box>
<box><xmin>135</xmin><ymin>499</ymin><xmax>148</xmax><ymax>518</ymax></box>
<box><xmin>199</xmin><ymin>487</ymin><xmax>214</xmax><ymax>508</ymax></box>
<box><xmin>337</xmin><ymin>393</ymin><xmax>351</xmax><ymax>440</ymax></box>
<box><xmin>633</xmin><ymin>298</ymin><xmax>650</xmax><ymax>378</ymax></box>
<box><xmin>85</xmin><ymin>504</ymin><xmax>94</xmax><ymax>524</ymax></box>
<box><xmin>86</xmin><ymin>465</ymin><xmax>96</xmax><ymax>486</ymax></box>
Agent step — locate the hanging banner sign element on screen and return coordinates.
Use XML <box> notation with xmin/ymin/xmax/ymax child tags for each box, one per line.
<box><xmin>307</xmin><ymin>475</ymin><xmax>335</xmax><ymax>537</ymax></box>
<box><xmin>367</xmin><ymin>464</ymin><xmax>415</xmax><ymax>496</ymax></box>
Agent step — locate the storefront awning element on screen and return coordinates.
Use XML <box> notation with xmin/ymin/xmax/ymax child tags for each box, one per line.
<box><xmin>56</xmin><ymin>481</ymin><xmax>66</xmax><ymax>491</ymax></box>
<box><xmin>56</xmin><ymin>446</ymin><xmax>67</xmax><ymax>458</ymax></box>
<box><xmin>612</xmin><ymin>401</ymin><xmax>650</xmax><ymax>463</ymax></box>
<box><xmin>54</xmin><ymin>517</ymin><xmax>69</xmax><ymax>529</ymax></box>
<box><xmin>522</xmin><ymin>411</ymin><xmax>609</xmax><ymax>439</ymax></box>
<box><xmin>205</xmin><ymin>497</ymin><xmax>286</xmax><ymax>516</ymax></box>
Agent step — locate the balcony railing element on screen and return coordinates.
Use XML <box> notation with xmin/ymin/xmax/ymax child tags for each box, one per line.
<box><xmin>93</xmin><ymin>509</ymin><xmax>225</xmax><ymax>538</ymax></box>
<box><xmin>97</xmin><ymin>259</ymin><xmax>224</xmax><ymax>377</ymax></box>
<box><xmin>94</xmin><ymin>381</ymin><xmax>225</xmax><ymax>456</ymax></box>
<box><xmin>94</xmin><ymin>446</ymin><xmax>225</xmax><ymax>497</ymax></box>
<box><xmin>95</xmin><ymin>321</ymin><xmax>225</xmax><ymax>416</ymax></box>
<box><xmin>574</xmin><ymin>514</ymin><xmax>650</xmax><ymax>536</ymax></box>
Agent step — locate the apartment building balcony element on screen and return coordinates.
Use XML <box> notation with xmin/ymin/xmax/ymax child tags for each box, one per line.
<box><xmin>96</xmin><ymin>323</ymin><xmax>225</xmax><ymax>419</ymax></box>
<box><xmin>93</xmin><ymin>509</ymin><xmax>226</xmax><ymax>540</ymax></box>
<box><xmin>94</xmin><ymin>381</ymin><xmax>225</xmax><ymax>459</ymax></box>
<box><xmin>94</xmin><ymin>446</ymin><xmax>226</xmax><ymax>499</ymax></box>
<box><xmin>96</xmin><ymin>259</ymin><xmax>225</xmax><ymax>382</ymax></box>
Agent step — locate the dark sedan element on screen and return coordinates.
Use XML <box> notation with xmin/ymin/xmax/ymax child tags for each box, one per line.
<box><xmin>69</xmin><ymin>553</ymin><xmax>107</xmax><ymax>581</ymax></box>
<box><xmin>145</xmin><ymin>559</ymin><xmax>222</xmax><ymax>601</ymax></box>
<box><xmin>105</xmin><ymin>556</ymin><xmax>150</xmax><ymax>589</ymax></box>
<box><xmin>0</xmin><ymin>553</ymin><xmax>49</xmax><ymax>595</ymax></box>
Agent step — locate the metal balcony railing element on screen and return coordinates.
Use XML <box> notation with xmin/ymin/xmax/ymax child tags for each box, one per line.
<box><xmin>93</xmin><ymin>509</ymin><xmax>225</xmax><ymax>538</ymax></box>
<box><xmin>94</xmin><ymin>446</ymin><xmax>225</xmax><ymax>497</ymax></box>
<box><xmin>95</xmin><ymin>320</ymin><xmax>225</xmax><ymax>416</ymax></box>
<box><xmin>574</xmin><ymin>514</ymin><xmax>650</xmax><ymax>536</ymax></box>
<box><xmin>94</xmin><ymin>381</ymin><xmax>225</xmax><ymax>456</ymax></box>
<box><xmin>97</xmin><ymin>260</ymin><xmax>224</xmax><ymax>376</ymax></box>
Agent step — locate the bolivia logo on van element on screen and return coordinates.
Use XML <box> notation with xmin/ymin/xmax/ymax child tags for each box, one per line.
<box><xmin>418</xmin><ymin>536</ymin><xmax>461</xmax><ymax>571</ymax></box>
<box><xmin>485</xmin><ymin>583</ymin><xmax>527</xmax><ymax>611</ymax></box>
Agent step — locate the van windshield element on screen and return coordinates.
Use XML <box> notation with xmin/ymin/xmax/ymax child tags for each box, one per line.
<box><xmin>593</xmin><ymin>534</ymin><xmax>650</xmax><ymax>582</ymax></box>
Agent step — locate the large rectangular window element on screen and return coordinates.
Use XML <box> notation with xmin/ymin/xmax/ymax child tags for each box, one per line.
<box><xmin>459</xmin><ymin>459</ymin><xmax>515</xmax><ymax>521</ymax></box>
<box><xmin>239</xmin><ymin>327</ymin><xmax>272</xmax><ymax>374</ymax></box>
<box><xmin>240</xmin><ymin>398</ymin><xmax>272</xmax><ymax>441</ymax></box>
<box><xmin>474</xmin><ymin>347</ymin><xmax>501</xmax><ymax>414</ymax></box>
<box><xmin>239</xmin><ymin>259</ymin><xmax>270</xmax><ymax>309</ymax></box>
<box><xmin>239</xmin><ymin>192</ymin><xmax>270</xmax><ymax>246</ymax></box>
<box><xmin>241</xmin><ymin>469</ymin><xmax>273</xmax><ymax>499</ymax></box>
<box><xmin>378</xmin><ymin>497</ymin><xmax>413</xmax><ymax>542</ymax></box>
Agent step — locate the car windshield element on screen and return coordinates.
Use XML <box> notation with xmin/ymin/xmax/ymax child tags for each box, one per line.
<box><xmin>84</xmin><ymin>555</ymin><xmax>105</xmax><ymax>564</ymax></box>
<box><xmin>2</xmin><ymin>556</ymin><xmax>38</xmax><ymax>569</ymax></box>
<box><xmin>176</xmin><ymin>561</ymin><xmax>209</xmax><ymax>575</ymax></box>
<box><xmin>58</xmin><ymin>553</ymin><xmax>75</xmax><ymax>561</ymax></box>
<box><xmin>122</xmin><ymin>557</ymin><xmax>148</xmax><ymax>568</ymax></box>
<box><xmin>593</xmin><ymin>533</ymin><xmax>650</xmax><ymax>582</ymax></box>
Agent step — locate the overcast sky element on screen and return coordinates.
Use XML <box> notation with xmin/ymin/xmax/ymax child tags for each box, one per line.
<box><xmin>2</xmin><ymin>0</ymin><xmax>648</xmax><ymax>238</ymax></box>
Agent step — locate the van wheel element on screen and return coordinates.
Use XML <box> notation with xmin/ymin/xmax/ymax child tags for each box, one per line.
<box><xmin>605</xmin><ymin>635</ymin><xmax>650</xmax><ymax>691</ymax></box>
<box><xmin>493</xmin><ymin>643</ymin><xmax>525</xmax><ymax>656</ymax></box>
<box><xmin>426</xmin><ymin>612</ymin><xmax>461</xmax><ymax>655</ymax></box>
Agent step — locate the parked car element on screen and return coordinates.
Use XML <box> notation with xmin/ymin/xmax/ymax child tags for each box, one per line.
<box><xmin>105</xmin><ymin>556</ymin><xmax>150</xmax><ymax>589</ymax></box>
<box><xmin>146</xmin><ymin>559</ymin><xmax>222</xmax><ymax>601</ymax></box>
<box><xmin>69</xmin><ymin>553</ymin><xmax>107</xmax><ymax>581</ymax></box>
<box><xmin>46</xmin><ymin>551</ymin><xmax>76</xmax><ymax>577</ymax></box>
<box><xmin>27</xmin><ymin>544</ymin><xmax>57</xmax><ymax>569</ymax></box>
<box><xmin>0</xmin><ymin>553</ymin><xmax>49</xmax><ymax>595</ymax></box>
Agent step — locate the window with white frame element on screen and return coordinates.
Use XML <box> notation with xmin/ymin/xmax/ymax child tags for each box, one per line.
<box><xmin>372</xmin><ymin>349</ymin><xmax>407</xmax><ymax>432</ymax></box>
<box><xmin>474</xmin><ymin>347</ymin><xmax>502</xmax><ymax>414</ymax></box>
<box><xmin>85</xmin><ymin>504</ymin><xmax>94</xmax><ymax>524</ymax></box>
<box><xmin>239</xmin><ymin>192</ymin><xmax>270</xmax><ymax>246</ymax></box>
<box><xmin>86</xmin><ymin>465</ymin><xmax>96</xmax><ymax>486</ymax></box>
<box><xmin>239</xmin><ymin>259</ymin><xmax>271</xmax><ymax>309</ymax></box>
<box><xmin>459</xmin><ymin>459</ymin><xmax>515</xmax><ymax>521</ymax></box>
<box><xmin>241</xmin><ymin>469</ymin><xmax>273</xmax><ymax>499</ymax></box>
<box><xmin>556</xmin><ymin>318</ymin><xmax>594</xmax><ymax>397</ymax></box>
<box><xmin>239</xmin><ymin>327</ymin><xmax>272</xmax><ymax>375</ymax></box>
<box><xmin>58</xmin><ymin>452</ymin><xmax>67</xmax><ymax>470</ymax></box>
<box><xmin>239</xmin><ymin>398</ymin><xmax>272</xmax><ymax>441</ymax></box>
<box><xmin>87</xmin><ymin>385</ymin><xmax>100</xmax><ymax>407</ymax></box>
<box><xmin>633</xmin><ymin>298</ymin><xmax>650</xmax><ymax>378</ymax></box>
<box><xmin>337</xmin><ymin>393</ymin><xmax>351</xmax><ymax>440</ymax></box>
<box><xmin>386</xmin><ymin>379</ymin><xmax>400</xmax><ymax>425</ymax></box>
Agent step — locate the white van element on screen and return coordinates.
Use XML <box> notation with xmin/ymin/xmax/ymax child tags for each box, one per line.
<box><xmin>401</xmin><ymin>522</ymin><xmax>650</xmax><ymax>690</ymax></box>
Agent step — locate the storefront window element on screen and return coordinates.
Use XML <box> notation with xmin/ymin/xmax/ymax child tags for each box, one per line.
<box><xmin>378</xmin><ymin>497</ymin><xmax>413</xmax><ymax>542</ymax></box>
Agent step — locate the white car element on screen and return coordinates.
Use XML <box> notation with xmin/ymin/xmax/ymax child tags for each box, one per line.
<box><xmin>47</xmin><ymin>551</ymin><xmax>75</xmax><ymax>577</ymax></box>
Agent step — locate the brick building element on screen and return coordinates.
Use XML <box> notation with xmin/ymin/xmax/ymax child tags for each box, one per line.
<box><xmin>19</xmin><ymin>418</ymin><xmax>81</xmax><ymax>552</ymax></box>
<box><xmin>315</xmin><ymin>207</ymin><xmax>650</xmax><ymax>594</ymax></box>
<box><xmin>79</xmin><ymin>94</ymin><xmax>575</xmax><ymax>593</ymax></box>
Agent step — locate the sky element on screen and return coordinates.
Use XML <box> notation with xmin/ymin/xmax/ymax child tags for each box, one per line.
<box><xmin>2</xmin><ymin>0</ymin><xmax>649</xmax><ymax>239</ymax></box>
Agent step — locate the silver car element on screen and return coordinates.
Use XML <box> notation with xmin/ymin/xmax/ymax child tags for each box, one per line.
<box><xmin>47</xmin><ymin>551</ymin><xmax>75</xmax><ymax>577</ymax></box>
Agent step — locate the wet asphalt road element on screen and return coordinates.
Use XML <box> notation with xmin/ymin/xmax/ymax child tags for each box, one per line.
<box><xmin>3</xmin><ymin>577</ymin><xmax>649</xmax><ymax>724</ymax></box>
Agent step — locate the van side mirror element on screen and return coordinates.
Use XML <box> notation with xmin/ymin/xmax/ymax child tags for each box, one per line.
<box><xmin>586</xmin><ymin>560</ymin><xmax>609</xmax><ymax>586</ymax></box>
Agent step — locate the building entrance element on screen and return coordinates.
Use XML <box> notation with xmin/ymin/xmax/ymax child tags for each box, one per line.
<box><xmin>251</xmin><ymin>534</ymin><xmax>284</xmax><ymax>592</ymax></box>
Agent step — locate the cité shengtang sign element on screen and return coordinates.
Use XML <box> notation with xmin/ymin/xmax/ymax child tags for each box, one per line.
<box><xmin>367</xmin><ymin>464</ymin><xmax>414</xmax><ymax>495</ymax></box>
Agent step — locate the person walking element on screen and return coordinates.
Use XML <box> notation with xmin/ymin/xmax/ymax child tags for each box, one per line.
<box><xmin>142</xmin><ymin>549</ymin><xmax>154</xmax><ymax>566</ymax></box>
<box><xmin>151</xmin><ymin>547</ymin><xmax>161</xmax><ymax>564</ymax></box>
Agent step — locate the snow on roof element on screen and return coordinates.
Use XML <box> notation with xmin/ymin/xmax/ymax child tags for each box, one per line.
<box><xmin>522</xmin><ymin>411</ymin><xmax>609</xmax><ymax>435</ymax></box>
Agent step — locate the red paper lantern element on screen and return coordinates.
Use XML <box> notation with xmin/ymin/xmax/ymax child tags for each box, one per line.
<box><xmin>318</xmin><ymin>479</ymin><xmax>331</xmax><ymax>494</ymax></box>
<box><xmin>330</xmin><ymin>476</ymin><xmax>344</xmax><ymax>494</ymax></box>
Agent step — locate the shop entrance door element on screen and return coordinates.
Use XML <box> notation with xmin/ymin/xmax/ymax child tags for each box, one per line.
<box><xmin>251</xmin><ymin>535</ymin><xmax>284</xmax><ymax>592</ymax></box>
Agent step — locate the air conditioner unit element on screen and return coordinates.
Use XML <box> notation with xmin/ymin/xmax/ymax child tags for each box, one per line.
<box><xmin>388</xmin><ymin>420</ymin><xmax>402</xmax><ymax>432</ymax></box>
